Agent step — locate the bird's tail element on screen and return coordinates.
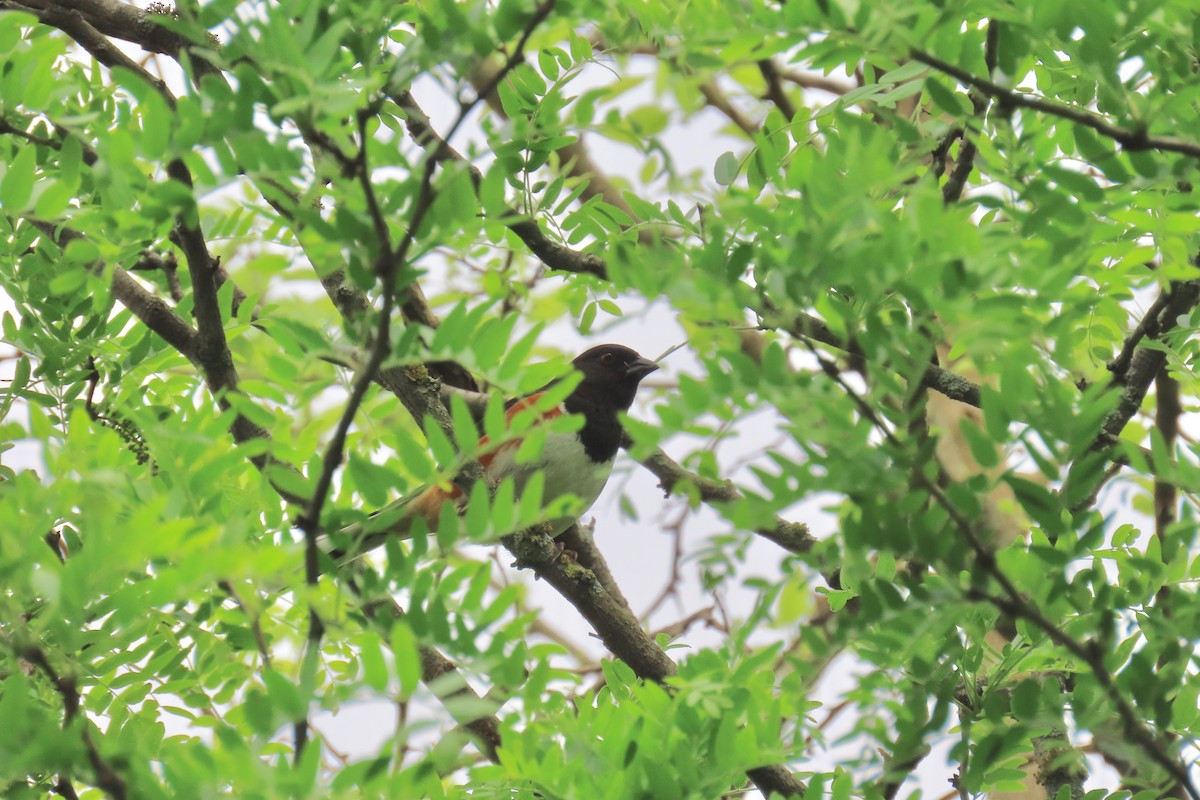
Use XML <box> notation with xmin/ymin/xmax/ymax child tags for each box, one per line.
<box><xmin>317</xmin><ymin>493</ymin><xmax>421</xmax><ymax>565</ymax></box>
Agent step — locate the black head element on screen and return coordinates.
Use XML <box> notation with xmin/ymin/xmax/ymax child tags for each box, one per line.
<box><xmin>570</xmin><ymin>344</ymin><xmax>659</xmax><ymax>412</ymax></box>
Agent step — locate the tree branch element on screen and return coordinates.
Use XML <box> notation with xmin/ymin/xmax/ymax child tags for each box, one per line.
<box><xmin>7</xmin><ymin>638</ymin><xmax>127</xmax><ymax>800</ymax></box>
<box><xmin>634</xmin><ymin>437</ymin><xmax>815</xmax><ymax>554</ymax></box>
<box><xmin>27</xmin><ymin>0</ymin><xmax>190</xmax><ymax>56</ymax></box>
<box><xmin>1099</xmin><ymin>279</ymin><xmax>1200</xmax><ymax>443</ymax></box>
<box><xmin>699</xmin><ymin>79</ymin><xmax>758</xmax><ymax>137</ymax></box>
<box><xmin>25</xmin><ymin>221</ymin><xmax>199</xmax><ymax>359</ymax></box>
<box><xmin>758</xmin><ymin>58</ymin><xmax>797</xmax><ymax>120</ymax></box>
<box><xmin>914</xmin><ymin>50</ymin><xmax>1200</xmax><ymax>160</ymax></box>
<box><xmin>778</xmin><ymin>67</ymin><xmax>856</xmax><ymax>97</ymax></box>
<box><xmin>391</xmin><ymin>90</ymin><xmax>609</xmax><ymax>278</ymax></box>
<box><xmin>939</xmin><ymin>20</ymin><xmax>998</xmax><ymax>204</ymax></box>
<box><xmin>0</xmin><ymin>117</ymin><xmax>99</xmax><ymax>166</ymax></box>
<box><xmin>777</xmin><ymin>310</ymin><xmax>982</xmax><ymax>407</ymax></box>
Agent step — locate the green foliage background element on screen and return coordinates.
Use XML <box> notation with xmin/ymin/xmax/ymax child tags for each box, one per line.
<box><xmin>1</xmin><ymin>0</ymin><xmax>1199</xmax><ymax>798</ymax></box>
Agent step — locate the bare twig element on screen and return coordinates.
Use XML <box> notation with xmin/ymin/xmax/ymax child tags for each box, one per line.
<box><xmin>786</xmin><ymin>310</ymin><xmax>982</xmax><ymax>405</ymax></box>
<box><xmin>0</xmin><ymin>117</ymin><xmax>99</xmax><ymax>165</ymax></box>
<box><xmin>218</xmin><ymin>581</ymin><xmax>273</xmax><ymax>670</ymax></box>
<box><xmin>640</xmin><ymin>506</ymin><xmax>689</xmax><ymax>620</ymax></box>
<box><xmin>1107</xmin><ymin>289</ymin><xmax>1174</xmax><ymax>381</ymax></box>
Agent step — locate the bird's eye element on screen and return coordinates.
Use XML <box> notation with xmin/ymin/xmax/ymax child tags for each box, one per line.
<box><xmin>599</xmin><ymin>352</ymin><xmax>616</xmax><ymax>366</ymax></box>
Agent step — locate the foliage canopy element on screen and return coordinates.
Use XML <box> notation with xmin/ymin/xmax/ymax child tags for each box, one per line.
<box><xmin>1</xmin><ymin>0</ymin><xmax>1199</xmax><ymax>798</ymax></box>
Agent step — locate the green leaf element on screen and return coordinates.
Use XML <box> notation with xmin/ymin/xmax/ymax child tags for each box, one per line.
<box><xmin>714</xmin><ymin>151</ymin><xmax>739</xmax><ymax>186</ymax></box>
<box><xmin>959</xmin><ymin>417</ymin><xmax>1000</xmax><ymax>469</ymax></box>
<box><xmin>1004</xmin><ymin>474</ymin><xmax>1065</xmax><ymax>537</ymax></box>
<box><xmin>347</xmin><ymin>453</ymin><xmax>400</xmax><ymax>507</ymax></box>
<box><xmin>390</xmin><ymin>621</ymin><xmax>421</xmax><ymax>701</ymax></box>
<box><xmin>424</xmin><ymin>417</ymin><xmax>459</xmax><ymax>469</ymax></box>
<box><xmin>537</xmin><ymin>49</ymin><xmax>560</xmax><ymax>81</ymax></box>
<box><xmin>266</xmin><ymin>466</ymin><xmax>314</xmax><ymax>501</ymax></box>
<box><xmin>568</xmin><ymin>31</ymin><xmax>593</xmax><ymax>62</ymax></box>
<box><xmin>924</xmin><ymin>77</ymin><xmax>971</xmax><ymax>116</ymax></box>
<box><xmin>879</xmin><ymin>61</ymin><xmax>929</xmax><ymax>84</ymax></box>
<box><xmin>580</xmin><ymin>301</ymin><xmax>597</xmax><ymax>332</ymax></box>
<box><xmin>450</xmin><ymin>393</ymin><xmax>482</xmax><ymax>452</ymax></box>
<box><xmin>1</xmin><ymin>144</ymin><xmax>36</xmax><ymax>210</ymax></box>
<box><xmin>464</xmin><ymin>477</ymin><xmax>491</xmax><ymax>540</ymax></box>
<box><xmin>359</xmin><ymin>631</ymin><xmax>389</xmax><ymax>691</ymax></box>
<box><xmin>34</xmin><ymin>179</ymin><xmax>73</xmax><ymax>218</ymax></box>
<box><xmin>261</xmin><ymin>669</ymin><xmax>305</xmax><ymax>719</ymax></box>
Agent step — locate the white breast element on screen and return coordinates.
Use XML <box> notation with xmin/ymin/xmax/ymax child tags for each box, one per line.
<box><xmin>488</xmin><ymin>429</ymin><xmax>613</xmax><ymax>535</ymax></box>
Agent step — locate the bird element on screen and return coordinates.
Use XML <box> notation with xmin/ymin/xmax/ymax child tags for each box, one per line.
<box><xmin>326</xmin><ymin>344</ymin><xmax>659</xmax><ymax>561</ymax></box>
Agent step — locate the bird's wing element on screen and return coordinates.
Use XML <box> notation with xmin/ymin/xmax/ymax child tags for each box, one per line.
<box><xmin>319</xmin><ymin>390</ymin><xmax>567</xmax><ymax>564</ymax></box>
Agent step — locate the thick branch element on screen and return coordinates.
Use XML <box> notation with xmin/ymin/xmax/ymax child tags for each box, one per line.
<box><xmin>556</xmin><ymin>521</ymin><xmax>634</xmax><ymax>614</ymax></box>
<box><xmin>31</xmin><ymin>0</ymin><xmax>189</xmax><ymax>57</ymax></box>
<box><xmin>19</xmin><ymin>0</ymin><xmax>176</xmax><ymax>109</ymax></box>
<box><xmin>164</xmin><ymin>163</ymin><xmax>238</xmax><ymax>392</ymax></box>
<box><xmin>939</xmin><ymin>21</ymin><xmax>998</xmax><ymax>204</ymax></box>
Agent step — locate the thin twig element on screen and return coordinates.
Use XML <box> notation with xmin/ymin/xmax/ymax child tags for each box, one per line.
<box><xmin>914</xmin><ymin>50</ymin><xmax>1200</xmax><ymax>160</ymax></box>
<box><xmin>391</xmin><ymin>90</ymin><xmax>609</xmax><ymax>278</ymax></box>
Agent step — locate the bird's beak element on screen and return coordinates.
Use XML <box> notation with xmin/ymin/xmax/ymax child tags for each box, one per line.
<box><xmin>625</xmin><ymin>356</ymin><xmax>660</xmax><ymax>381</ymax></box>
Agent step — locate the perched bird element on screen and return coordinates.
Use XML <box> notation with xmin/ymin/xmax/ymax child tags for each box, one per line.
<box><xmin>327</xmin><ymin>344</ymin><xmax>658</xmax><ymax>560</ymax></box>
